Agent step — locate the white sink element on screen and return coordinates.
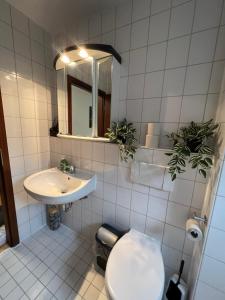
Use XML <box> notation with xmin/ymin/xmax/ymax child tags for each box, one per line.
<box><xmin>24</xmin><ymin>168</ymin><xmax>96</xmax><ymax>205</ymax></box>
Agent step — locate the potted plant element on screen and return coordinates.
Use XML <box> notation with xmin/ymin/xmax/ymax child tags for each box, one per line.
<box><xmin>166</xmin><ymin>119</ymin><xmax>219</xmax><ymax>181</ymax></box>
<box><xmin>49</xmin><ymin>119</ymin><xmax>59</xmax><ymax>137</ymax></box>
<box><xmin>105</xmin><ymin>119</ymin><xmax>137</xmax><ymax>162</ymax></box>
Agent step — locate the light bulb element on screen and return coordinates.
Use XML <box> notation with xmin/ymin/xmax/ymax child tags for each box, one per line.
<box><xmin>79</xmin><ymin>49</ymin><xmax>88</xmax><ymax>58</ymax></box>
<box><xmin>60</xmin><ymin>55</ymin><xmax>70</xmax><ymax>64</ymax></box>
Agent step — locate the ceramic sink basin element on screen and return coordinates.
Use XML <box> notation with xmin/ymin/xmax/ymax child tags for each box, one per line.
<box><xmin>24</xmin><ymin>168</ymin><xmax>96</xmax><ymax>205</ymax></box>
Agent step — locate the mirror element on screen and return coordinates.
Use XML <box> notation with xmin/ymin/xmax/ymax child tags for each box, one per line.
<box><xmin>55</xmin><ymin>44</ymin><xmax>121</xmax><ymax>139</ymax></box>
<box><xmin>67</xmin><ymin>60</ymin><xmax>93</xmax><ymax>136</ymax></box>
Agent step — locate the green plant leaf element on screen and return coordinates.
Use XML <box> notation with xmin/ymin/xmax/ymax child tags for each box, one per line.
<box><xmin>199</xmin><ymin>169</ymin><xmax>207</xmax><ymax>178</ymax></box>
<box><xmin>165</xmin><ymin>119</ymin><xmax>218</xmax><ymax>181</ymax></box>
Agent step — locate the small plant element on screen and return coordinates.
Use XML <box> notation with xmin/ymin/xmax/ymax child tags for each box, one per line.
<box><xmin>50</xmin><ymin>119</ymin><xmax>59</xmax><ymax>137</ymax></box>
<box><xmin>166</xmin><ymin>119</ymin><xmax>218</xmax><ymax>181</ymax></box>
<box><xmin>105</xmin><ymin>119</ymin><xmax>137</xmax><ymax>162</ymax></box>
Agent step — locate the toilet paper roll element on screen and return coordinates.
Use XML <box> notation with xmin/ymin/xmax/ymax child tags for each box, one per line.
<box><xmin>147</xmin><ymin>123</ymin><xmax>156</xmax><ymax>135</ymax></box>
<box><xmin>186</xmin><ymin>219</ymin><xmax>203</xmax><ymax>241</ymax></box>
<box><xmin>145</xmin><ymin>134</ymin><xmax>159</xmax><ymax>148</ymax></box>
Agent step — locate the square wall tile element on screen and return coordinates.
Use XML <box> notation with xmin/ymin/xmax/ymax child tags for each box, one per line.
<box><xmin>184</xmin><ymin>63</ymin><xmax>212</xmax><ymax>95</ymax></box>
<box><xmin>149</xmin><ymin>10</ymin><xmax>170</xmax><ymax>44</ymax></box>
<box><xmin>162</xmin><ymin>244</ymin><xmax>182</xmax><ymax>270</ymax></box>
<box><xmin>116</xmin><ymin>0</ymin><xmax>132</xmax><ymax>28</ymax></box>
<box><xmin>92</xmin><ymin>142</ymin><xmax>104</xmax><ymax>162</ymax></box>
<box><xmin>205</xmin><ymin>227</ymin><xmax>225</xmax><ymax>263</ymax></box>
<box><xmin>77</xmin><ymin>21</ymin><xmax>88</xmax><ymax>43</ymax></box>
<box><xmin>31</xmin><ymin>40</ymin><xmax>45</xmax><ymax>65</ymax></box>
<box><xmin>0</xmin><ymin>46</ymin><xmax>15</xmax><ymax>73</ymax></box>
<box><xmin>193</xmin><ymin>0</ymin><xmax>223</xmax><ymax>32</ymax></box>
<box><xmin>204</xmin><ymin>94</ymin><xmax>219</xmax><ymax>121</ymax></box>
<box><xmin>180</xmin><ymin>95</ymin><xmax>206</xmax><ymax>122</ymax></box>
<box><xmin>146</xmin><ymin>42</ymin><xmax>167</xmax><ymax>72</ymax></box>
<box><xmin>191</xmin><ymin>182</ymin><xmax>207</xmax><ymax>210</ymax></box>
<box><xmin>169</xmin><ymin>178</ymin><xmax>194</xmax><ymax>206</ymax></box>
<box><xmin>11</xmin><ymin>6</ymin><xmax>29</xmax><ymax>35</ymax></box>
<box><xmin>199</xmin><ymin>255</ymin><xmax>225</xmax><ymax>293</ymax></box>
<box><xmin>142</xmin><ymin>99</ymin><xmax>161</xmax><ymax>122</ymax></box>
<box><xmin>16</xmin><ymin>54</ymin><xmax>33</xmax><ymax>78</ymax></box>
<box><xmin>148</xmin><ymin>196</ymin><xmax>167</xmax><ymax>221</ymax></box>
<box><xmin>211</xmin><ymin>196</ymin><xmax>225</xmax><ymax>231</ymax></box>
<box><xmin>131</xmin><ymin>18</ymin><xmax>149</xmax><ymax>49</ymax></box>
<box><xmin>144</xmin><ymin>71</ymin><xmax>164</xmax><ymax>98</ymax></box>
<box><xmin>188</xmin><ymin>28</ymin><xmax>217</xmax><ymax>65</ymax></box>
<box><xmin>30</xmin><ymin>20</ymin><xmax>44</xmax><ymax>44</ymax></box>
<box><xmin>117</xmin><ymin>186</ymin><xmax>131</xmax><ymax>208</ymax></box>
<box><xmin>131</xmin><ymin>191</ymin><xmax>149</xmax><ymax>214</ymax></box>
<box><xmin>119</xmin><ymin>76</ymin><xmax>128</xmax><ymax>100</ymax></box>
<box><xmin>163</xmin><ymin>224</ymin><xmax>185</xmax><ymax>251</ymax></box>
<box><xmin>0</xmin><ymin>0</ymin><xmax>11</xmax><ymax>24</ymax></box>
<box><xmin>169</xmin><ymin>1</ymin><xmax>194</xmax><ymax>39</ymax></box>
<box><xmin>160</xmin><ymin>97</ymin><xmax>182</xmax><ymax>123</ymax></box>
<box><xmin>116</xmin><ymin>205</ymin><xmax>130</xmax><ymax>230</ymax></box>
<box><xmin>163</xmin><ymin>68</ymin><xmax>186</xmax><ymax>97</ymax></box>
<box><xmin>195</xmin><ymin>281</ymin><xmax>225</xmax><ymax>300</ymax></box>
<box><xmin>145</xmin><ymin>217</ymin><xmax>164</xmax><ymax>242</ymax></box>
<box><xmin>127</xmin><ymin>74</ymin><xmax>145</xmax><ymax>99</ymax></box>
<box><xmin>132</xmin><ymin>0</ymin><xmax>151</xmax><ymax>22</ymax></box>
<box><xmin>2</xmin><ymin>94</ymin><xmax>20</xmax><ymax>117</ymax></box>
<box><xmin>0</xmin><ymin>21</ymin><xmax>13</xmax><ymax>50</ymax></box>
<box><xmin>89</xmin><ymin>14</ymin><xmax>101</xmax><ymax>38</ymax></box>
<box><xmin>166</xmin><ymin>36</ymin><xmax>190</xmax><ymax>69</ymax></box>
<box><xmin>104</xmin><ymin>144</ymin><xmax>119</xmax><ymax>165</ymax></box>
<box><xmin>120</xmin><ymin>51</ymin><xmax>130</xmax><ymax>77</ymax></box>
<box><xmin>115</xmin><ymin>25</ymin><xmax>131</xmax><ymax>53</ymax></box>
<box><xmin>126</xmin><ymin>100</ymin><xmax>142</xmax><ymax>122</ymax></box>
<box><xmin>102</xmin><ymin>9</ymin><xmax>115</xmax><ymax>33</ymax></box>
<box><xmin>103</xmin><ymin>201</ymin><xmax>116</xmax><ymax>224</ymax></box>
<box><xmin>166</xmin><ymin>202</ymin><xmax>189</xmax><ymax>229</ymax></box>
<box><xmin>130</xmin><ymin>211</ymin><xmax>146</xmax><ymax>232</ymax></box>
<box><xmin>209</xmin><ymin>61</ymin><xmax>225</xmax><ymax>94</ymax></box>
<box><xmin>5</xmin><ymin>117</ymin><xmax>21</xmax><ymax>138</ymax></box>
<box><xmin>215</xmin><ymin>26</ymin><xmax>225</xmax><ymax>60</ymax></box>
<box><xmin>129</xmin><ymin>47</ymin><xmax>147</xmax><ymax>75</ymax></box>
<box><xmin>151</xmin><ymin>0</ymin><xmax>171</xmax><ymax>14</ymax></box>
<box><xmin>103</xmin><ymin>164</ymin><xmax>118</xmax><ymax>184</ymax></box>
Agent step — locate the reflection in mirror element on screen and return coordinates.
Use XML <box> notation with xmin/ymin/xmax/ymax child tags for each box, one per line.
<box><xmin>97</xmin><ymin>56</ymin><xmax>112</xmax><ymax>137</ymax></box>
<box><xmin>67</xmin><ymin>60</ymin><xmax>93</xmax><ymax>136</ymax></box>
<box><xmin>57</xmin><ymin>56</ymin><xmax>113</xmax><ymax>138</ymax></box>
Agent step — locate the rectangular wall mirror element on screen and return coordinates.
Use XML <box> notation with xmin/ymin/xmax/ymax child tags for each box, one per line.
<box><xmin>56</xmin><ymin>45</ymin><xmax>120</xmax><ymax>140</ymax></box>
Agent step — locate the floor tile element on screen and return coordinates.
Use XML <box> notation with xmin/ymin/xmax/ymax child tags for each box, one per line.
<box><xmin>0</xmin><ymin>226</ymin><xmax>106</xmax><ymax>300</ymax></box>
<box><xmin>83</xmin><ymin>284</ymin><xmax>101</xmax><ymax>300</ymax></box>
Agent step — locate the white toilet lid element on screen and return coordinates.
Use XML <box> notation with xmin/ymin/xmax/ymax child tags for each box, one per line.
<box><xmin>105</xmin><ymin>229</ymin><xmax>165</xmax><ymax>300</ymax></box>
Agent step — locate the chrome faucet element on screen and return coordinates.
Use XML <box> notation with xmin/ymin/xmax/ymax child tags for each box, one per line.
<box><xmin>59</xmin><ymin>159</ymin><xmax>76</xmax><ymax>174</ymax></box>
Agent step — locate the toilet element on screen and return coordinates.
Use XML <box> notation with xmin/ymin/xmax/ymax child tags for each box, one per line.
<box><xmin>105</xmin><ymin>229</ymin><xmax>165</xmax><ymax>300</ymax></box>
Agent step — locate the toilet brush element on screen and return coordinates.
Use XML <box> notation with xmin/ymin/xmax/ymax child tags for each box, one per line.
<box><xmin>166</xmin><ymin>260</ymin><xmax>187</xmax><ymax>300</ymax></box>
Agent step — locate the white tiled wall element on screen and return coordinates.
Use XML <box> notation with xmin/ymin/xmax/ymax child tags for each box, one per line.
<box><xmin>191</xmin><ymin>54</ymin><xmax>225</xmax><ymax>299</ymax></box>
<box><xmin>51</xmin><ymin>0</ymin><xmax>225</xmax><ymax>291</ymax></box>
<box><xmin>54</xmin><ymin>0</ymin><xmax>225</xmax><ymax>147</ymax></box>
<box><xmin>50</xmin><ymin>137</ymin><xmax>209</xmax><ymax>283</ymax></box>
<box><xmin>0</xmin><ymin>0</ymin><xmax>57</xmax><ymax>241</ymax></box>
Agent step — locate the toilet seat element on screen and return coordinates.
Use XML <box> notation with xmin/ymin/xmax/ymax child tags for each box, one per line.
<box><xmin>105</xmin><ymin>229</ymin><xmax>165</xmax><ymax>300</ymax></box>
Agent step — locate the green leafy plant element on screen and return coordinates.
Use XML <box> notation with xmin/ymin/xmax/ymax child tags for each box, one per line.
<box><xmin>166</xmin><ymin>119</ymin><xmax>218</xmax><ymax>181</ymax></box>
<box><xmin>105</xmin><ymin>119</ymin><xmax>137</xmax><ymax>162</ymax></box>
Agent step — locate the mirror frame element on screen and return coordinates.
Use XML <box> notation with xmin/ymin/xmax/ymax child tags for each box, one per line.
<box><xmin>54</xmin><ymin>44</ymin><xmax>122</xmax><ymax>139</ymax></box>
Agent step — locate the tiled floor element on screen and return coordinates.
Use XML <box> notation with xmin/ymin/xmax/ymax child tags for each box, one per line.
<box><xmin>0</xmin><ymin>225</ymin><xmax>107</xmax><ymax>300</ymax></box>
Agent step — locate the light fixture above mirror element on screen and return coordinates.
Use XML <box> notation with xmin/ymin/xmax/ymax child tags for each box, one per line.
<box><xmin>54</xmin><ymin>44</ymin><xmax>121</xmax><ymax>70</ymax></box>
